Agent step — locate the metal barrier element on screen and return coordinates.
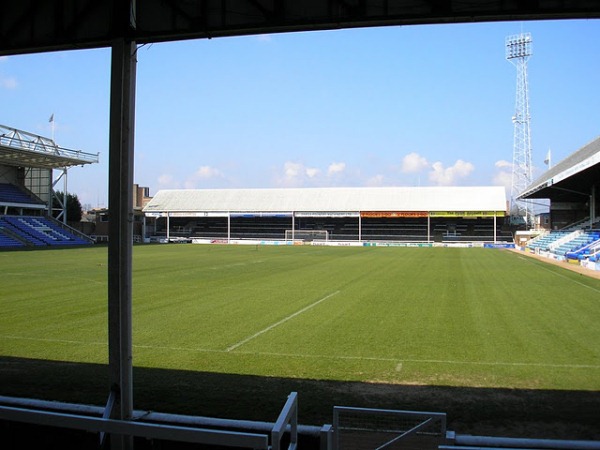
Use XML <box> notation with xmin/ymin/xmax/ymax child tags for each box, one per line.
<box><xmin>272</xmin><ymin>392</ymin><xmax>299</xmax><ymax>450</ymax></box>
<box><xmin>0</xmin><ymin>393</ymin><xmax>306</xmax><ymax>449</ymax></box>
<box><xmin>443</xmin><ymin>434</ymin><xmax>600</xmax><ymax>450</ymax></box>
<box><xmin>0</xmin><ymin>404</ymin><xmax>269</xmax><ymax>448</ymax></box>
<box><xmin>333</xmin><ymin>406</ymin><xmax>447</xmax><ymax>450</ymax></box>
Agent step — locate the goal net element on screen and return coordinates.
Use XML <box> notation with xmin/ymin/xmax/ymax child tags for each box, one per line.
<box><xmin>285</xmin><ymin>229</ymin><xmax>329</xmax><ymax>241</ymax></box>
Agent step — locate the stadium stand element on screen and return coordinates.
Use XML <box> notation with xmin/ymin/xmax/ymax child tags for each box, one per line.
<box><xmin>0</xmin><ymin>126</ymin><xmax>98</xmax><ymax>250</ymax></box>
<box><xmin>0</xmin><ymin>230</ymin><xmax>25</xmax><ymax>248</ymax></box>
<box><xmin>553</xmin><ymin>230</ymin><xmax>600</xmax><ymax>256</ymax></box>
<box><xmin>526</xmin><ymin>231</ymin><xmax>568</xmax><ymax>252</ymax></box>
<box><xmin>144</xmin><ymin>187</ymin><xmax>511</xmax><ymax>244</ymax></box>
<box><xmin>0</xmin><ymin>215</ymin><xmax>93</xmax><ymax>248</ymax></box>
<box><xmin>0</xmin><ymin>182</ymin><xmax>45</xmax><ymax>206</ymax></box>
<box><xmin>526</xmin><ymin>226</ymin><xmax>600</xmax><ymax>258</ymax></box>
<box><xmin>564</xmin><ymin>231</ymin><xmax>600</xmax><ymax>259</ymax></box>
<box><xmin>0</xmin><ymin>177</ymin><xmax>95</xmax><ymax>250</ymax></box>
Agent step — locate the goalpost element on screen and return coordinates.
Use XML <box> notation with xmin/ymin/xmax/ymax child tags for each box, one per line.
<box><xmin>285</xmin><ymin>229</ymin><xmax>329</xmax><ymax>242</ymax></box>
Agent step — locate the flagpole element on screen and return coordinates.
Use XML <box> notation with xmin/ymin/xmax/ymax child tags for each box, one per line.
<box><xmin>544</xmin><ymin>148</ymin><xmax>552</xmax><ymax>169</ymax></box>
<box><xmin>49</xmin><ymin>113</ymin><xmax>55</xmax><ymax>143</ymax></box>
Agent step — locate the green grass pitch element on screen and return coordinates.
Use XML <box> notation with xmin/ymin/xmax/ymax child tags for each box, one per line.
<box><xmin>2</xmin><ymin>244</ymin><xmax>600</xmax><ymax>392</ymax></box>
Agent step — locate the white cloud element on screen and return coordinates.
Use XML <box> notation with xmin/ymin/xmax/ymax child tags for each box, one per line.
<box><xmin>428</xmin><ymin>159</ymin><xmax>474</xmax><ymax>186</ymax></box>
<box><xmin>495</xmin><ymin>160</ymin><xmax>513</xmax><ymax>169</ymax></box>
<box><xmin>276</xmin><ymin>161</ymin><xmax>332</xmax><ymax>187</ymax></box>
<box><xmin>366</xmin><ymin>174</ymin><xmax>386</xmax><ymax>186</ymax></box>
<box><xmin>182</xmin><ymin>165</ymin><xmax>226</xmax><ymax>188</ymax></box>
<box><xmin>1</xmin><ymin>76</ymin><xmax>17</xmax><ymax>89</ymax></box>
<box><xmin>195</xmin><ymin>165</ymin><xmax>223</xmax><ymax>179</ymax></box>
<box><xmin>255</xmin><ymin>34</ymin><xmax>272</xmax><ymax>42</ymax></box>
<box><xmin>401</xmin><ymin>152</ymin><xmax>429</xmax><ymax>173</ymax></box>
<box><xmin>327</xmin><ymin>162</ymin><xmax>346</xmax><ymax>176</ymax></box>
<box><xmin>493</xmin><ymin>170</ymin><xmax>512</xmax><ymax>191</ymax></box>
<box><xmin>158</xmin><ymin>173</ymin><xmax>177</xmax><ymax>188</ymax></box>
<box><xmin>493</xmin><ymin>159</ymin><xmax>513</xmax><ymax>192</ymax></box>
<box><xmin>283</xmin><ymin>161</ymin><xmax>303</xmax><ymax>178</ymax></box>
<box><xmin>305</xmin><ymin>167</ymin><xmax>320</xmax><ymax>178</ymax></box>
<box><xmin>0</xmin><ymin>58</ymin><xmax>17</xmax><ymax>89</ymax></box>
<box><xmin>276</xmin><ymin>161</ymin><xmax>307</xmax><ymax>187</ymax></box>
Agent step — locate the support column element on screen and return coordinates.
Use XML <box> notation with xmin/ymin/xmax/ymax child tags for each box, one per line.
<box><xmin>494</xmin><ymin>213</ymin><xmax>497</xmax><ymax>243</ymax></box>
<box><xmin>591</xmin><ymin>185</ymin><xmax>596</xmax><ymax>228</ymax></box>
<box><xmin>427</xmin><ymin>214</ymin><xmax>431</xmax><ymax>243</ymax></box>
<box><xmin>166</xmin><ymin>213</ymin><xmax>170</xmax><ymax>241</ymax></box>
<box><xmin>107</xmin><ymin>36</ymin><xmax>137</xmax><ymax>450</ymax></box>
<box><xmin>358</xmin><ymin>214</ymin><xmax>362</xmax><ymax>242</ymax></box>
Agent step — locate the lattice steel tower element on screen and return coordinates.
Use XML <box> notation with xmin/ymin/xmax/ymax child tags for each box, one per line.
<box><xmin>506</xmin><ymin>32</ymin><xmax>534</xmax><ymax>227</ymax></box>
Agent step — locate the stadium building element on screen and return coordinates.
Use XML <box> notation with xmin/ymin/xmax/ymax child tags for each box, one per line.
<box><xmin>0</xmin><ymin>124</ymin><xmax>98</xmax><ymax>249</ymax></box>
<box><xmin>519</xmin><ymin>135</ymin><xmax>600</xmax><ymax>267</ymax></box>
<box><xmin>142</xmin><ymin>186</ymin><xmax>511</xmax><ymax>244</ymax></box>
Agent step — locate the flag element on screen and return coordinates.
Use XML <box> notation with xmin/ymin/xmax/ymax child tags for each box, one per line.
<box><xmin>544</xmin><ymin>149</ymin><xmax>551</xmax><ymax>166</ymax></box>
<box><xmin>49</xmin><ymin>114</ymin><xmax>54</xmax><ymax>123</ymax></box>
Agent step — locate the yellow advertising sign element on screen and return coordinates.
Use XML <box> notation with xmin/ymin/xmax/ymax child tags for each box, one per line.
<box><xmin>429</xmin><ymin>211</ymin><xmax>505</xmax><ymax>217</ymax></box>
<box><xmin>361</xmin><ymin>211</ymin><xmax>428</xmax><ymax>218</ymax></box>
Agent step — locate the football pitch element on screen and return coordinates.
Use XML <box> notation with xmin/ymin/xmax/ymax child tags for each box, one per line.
<box><xmin>2</xmin><ymin>243</ymin><xmax>600</xmax><ymax>392</ymax></box>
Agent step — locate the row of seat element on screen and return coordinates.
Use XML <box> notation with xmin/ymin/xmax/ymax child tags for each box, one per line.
<box><xmin>0</xmin><ymin>183</ymin><xmax>44</xmax><ymax>205</ymax></box>
<box><xmin>0</xmin><ymin>215</ymin><xmax>92</xmax><ymax>248</ymax></box>
<box><xmin>527</xmin><ymin>229</ymin><xmax>600</xmax><ymax>260</ymax></box>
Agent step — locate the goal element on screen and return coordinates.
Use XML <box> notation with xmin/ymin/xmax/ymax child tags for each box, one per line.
<box><xmin>285</xmin><ymin>229</ymin><xmax>329</xmax><ymax>241</ymax></box>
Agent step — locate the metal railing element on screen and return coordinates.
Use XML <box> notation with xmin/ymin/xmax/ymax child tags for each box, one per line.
<box><xmin>0</xmin><ymin>392</ymin><xmax>310</xmax><ymax>450</ymax></box>
<box><xmin>333</xmin><ymin>406</ymin><xmax>447</xmax><ymax>450</ymax></box>
<box><xmin>0</xmin><ymin>124</ymin><xmax>98</xmax><ymax>165</ymax></box>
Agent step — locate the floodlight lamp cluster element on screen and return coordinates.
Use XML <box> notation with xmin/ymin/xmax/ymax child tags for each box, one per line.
<box><xmin>505</xmin><ymin>32</ymin><xmax>532</xmax><ymax>59</ymax></box>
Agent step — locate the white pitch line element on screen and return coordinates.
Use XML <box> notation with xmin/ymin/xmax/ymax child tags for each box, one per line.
<box><xmin>230</xmin><ymin>350</ymin><xmax>600</xmax><ymax>370</ymax></box>
<box><xmin>5</xmin><ymin>334</ymin><xmax>599</xmax><ymax>370</ymax></box>
<box><xmin>1</xmin><ymin>335</ymin><xmax>106</xmax><ymax>346</ymax></box>
<box><xmin>226</xmin><ymin>290</ymin><xmax>340</xmax><ymax>352</ymax></box>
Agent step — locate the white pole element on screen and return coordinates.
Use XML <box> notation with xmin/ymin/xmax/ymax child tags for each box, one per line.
<box><xmin>358</xmin><ymin>214</ymin><xmax>362</xmax><ymax>242</ymax></box>
<box><xmin>63</xmin><ymin>169</ymin><xmax>68</xmax><ymax>224</ymax></box>
<box><xmin>427</xmin><ymin>214</ymin><xmax>430</xmax><ymax>243</ymax></box>
<box><xmin>166</xmin><ymin>213</ymin><xmax>170</xmax><ymax>241</ymax></box>
<box><xmin>49</xmin><ymin>113</ymin><xmax>55</xmax><ymax>143</ymax></box>
<box><xmin>494</xmin><ymin>213</ymin><xmax>497</xmax><ymax>243</ymax></box>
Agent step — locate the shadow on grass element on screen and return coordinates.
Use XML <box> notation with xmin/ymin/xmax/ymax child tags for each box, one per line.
<box><xmin>1</xmin><ymin>356</ymin><xmax>599</xmax><ymax>441</ymax></box>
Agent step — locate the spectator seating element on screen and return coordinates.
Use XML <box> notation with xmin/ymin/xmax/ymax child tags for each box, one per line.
<box><xmin>526</xmin><ymin>231</ymin><xmax>568</xmax><ymax>252</ymax></box>
<box><xmin>564</xmin><ymin>231</ymin><xmax>600</xmax><ymax>260</ymax></box>
<box><xmin>0</xmin><ymin>216</ymin><xmax>92</xmax><ymax>248</ymax></box>
<box><xmin>0</xmin><ymin>183</ymin><xmax>44</xmax><ymax>205</ymax></box>
<box><xmin>0</xmin><ymin>230</ymin><xmax>25</xmax><ymax>248</ymax></box>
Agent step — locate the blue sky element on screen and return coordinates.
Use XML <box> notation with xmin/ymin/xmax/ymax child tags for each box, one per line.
<box><xmin>1</xmin><ymin>19</ymin><xmax>599</xmax><ymax>209</ymax></box>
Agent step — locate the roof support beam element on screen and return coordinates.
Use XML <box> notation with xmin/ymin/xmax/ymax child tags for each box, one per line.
<box><xmin>106</xmin><ymin>30</ymin><xmax>137</xmax><ymax>450</ymax></box>
<box><xmin>2</xmin><ymin>1</ymin><xmax>600</xmax><ymax>57</ymax></box>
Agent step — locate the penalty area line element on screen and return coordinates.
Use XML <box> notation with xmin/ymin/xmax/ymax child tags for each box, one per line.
<box><xmin>226</xmin><ymin>290</ymin><xmax>340</xmax><ymax>352</ymax></box>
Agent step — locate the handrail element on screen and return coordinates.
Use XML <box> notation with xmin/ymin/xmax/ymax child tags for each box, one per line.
<box><xmin>0</xmin><ymin>404</ymin><xmax>270</xmax><ymax>449</ymax></box>
<box><xmin>0</xmin><ymin>124</ymin><xmax>98</xmax><ymax>164</ymax></box>
<box><xmin>271</xmin><ymin>392</ymin><xmax>298</xmax><ymax>450</ymax></box>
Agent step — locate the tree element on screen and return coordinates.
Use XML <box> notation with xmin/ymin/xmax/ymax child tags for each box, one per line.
<box><xmin>52</xmin><ymin>191</ymin><xmax>83</xmax><ymax>222</ymax></box>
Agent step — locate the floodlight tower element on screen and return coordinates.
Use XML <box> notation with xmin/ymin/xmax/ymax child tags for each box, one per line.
<box><xmin>506</xmin><ymin>32</ymin><xmax>534</xmax><ymax>227</ymax></box>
